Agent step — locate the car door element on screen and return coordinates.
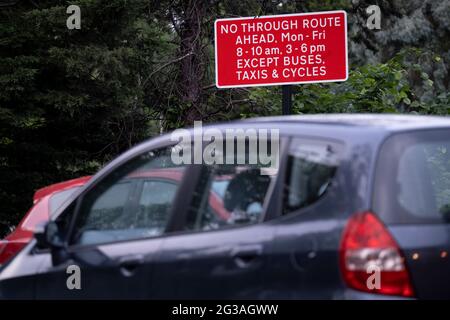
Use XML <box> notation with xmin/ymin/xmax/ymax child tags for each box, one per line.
<box><xmin>35</xmin><ymin>144</ymin><xmax>188</xmax><ymax>299</ymax></box>
<box><xmin>150</xmin><ymin>139</ymin><xmax>285</xmax><ymax>299</ymax></box>
<box><xmin>264</xmin><ymin>137</ymin><xmax>347</xmax><ymax>299</ymax></box>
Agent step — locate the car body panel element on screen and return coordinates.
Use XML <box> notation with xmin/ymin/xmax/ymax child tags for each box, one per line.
<box><xmin>1</xmin><ymin>114</ymin><xmax>450</xmax><ymax>299</ymax></box>
<box><xmin>0</xmin><ymin>177</ymin><xmax>91</xmax><ymax>265</ymax></box>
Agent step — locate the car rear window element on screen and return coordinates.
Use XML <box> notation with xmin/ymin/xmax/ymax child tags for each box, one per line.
<box><xmin>49</xmin><ymin>187</ymin><xmax>80</xmax><ymax>216</ymax></box>
<box><xmin>374</xmin><ymin>129</ymin><xmax>450</xmax><ymax>224</ymax></box>
<box><xmin>19</xmin><ymin>187</ymin><xmax>80</xmax><ymax>231</ymax></box>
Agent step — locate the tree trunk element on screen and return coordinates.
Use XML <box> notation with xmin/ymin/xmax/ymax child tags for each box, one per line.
<box><xmin>179</xmin><ymin>0</ymin><xmax>206</xmax><ymax>125</ymax></box>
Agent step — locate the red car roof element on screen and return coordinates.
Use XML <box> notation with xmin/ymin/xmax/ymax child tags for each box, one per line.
<box><xmin>33</xmin><ymin>176</ymin><xmax>92</xmax><ymax>203</ymax></box>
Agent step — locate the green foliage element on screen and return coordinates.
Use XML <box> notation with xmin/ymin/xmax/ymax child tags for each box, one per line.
<box><xmin>0</xmin><ymin>0</ymin><xmax>160</xmax><ymax>231</ymax></box>
<box><xmin>249</xmin><ymin>48</ymin><xmax>449</xmax><ymax>116</ymax></box>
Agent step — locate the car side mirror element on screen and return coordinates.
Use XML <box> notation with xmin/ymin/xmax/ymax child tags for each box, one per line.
<box><xmin>35</xmin><ymin>221</ymin><xmax>69</xmax><ymax>266</ymax></box>
<box><xmin>34</xmin><ymin>221</ymin><xmax>64</xmax><ymax>249</ymax></box>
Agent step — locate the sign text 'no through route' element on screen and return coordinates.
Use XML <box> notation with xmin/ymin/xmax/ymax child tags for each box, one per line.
<box><xmin>214</xmin><ymin>11</ymin><xmax>348</xmax><ymax>88</ymax></box>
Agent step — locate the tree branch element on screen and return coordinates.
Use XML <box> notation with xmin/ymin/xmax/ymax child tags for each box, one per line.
<box><xmin>143</xmin><ymin>51</ymin><xmax>193</xmax><ymax>88</ymax></box>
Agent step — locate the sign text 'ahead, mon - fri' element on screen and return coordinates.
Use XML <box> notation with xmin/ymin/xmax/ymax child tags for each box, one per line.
<box><xmin>215</xmin><ymin>11</ymin><xmax>348</xmax><ymax>88</ymax></box>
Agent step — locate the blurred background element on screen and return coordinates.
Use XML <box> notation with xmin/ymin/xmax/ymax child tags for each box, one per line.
<box><xmin>0</xmin><ymin>0</ymin><xmax>449</xmax><ymax>235</ymax></box>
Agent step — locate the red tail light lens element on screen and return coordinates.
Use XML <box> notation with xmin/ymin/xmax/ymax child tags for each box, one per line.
<box><xmin>339</xmin><ymin>212</ymin><xmax>414</xmax><ymax>297</ymax></box>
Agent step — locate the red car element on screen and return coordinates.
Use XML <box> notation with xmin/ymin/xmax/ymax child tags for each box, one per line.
<box><xmin>0</xmin><ymin>176</ymin><xmax>91</xmax><ymax>265</ymax></box>
<box><xmin>0</xmin><ymin>169</ymin><xmax>231</xmax><ymax>265</ymax></box>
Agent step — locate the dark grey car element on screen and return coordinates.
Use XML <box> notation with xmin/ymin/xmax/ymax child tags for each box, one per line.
<box><xmin>1</xmin><ymin>114</ymin><xmax>449</xmax><ymax>299</ymax></box>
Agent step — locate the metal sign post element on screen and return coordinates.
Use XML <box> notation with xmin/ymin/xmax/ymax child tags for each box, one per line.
<box><xmin>282</xmin><ymin>85</ymin><xmax>292</xmax><ymax>115</ymax></box>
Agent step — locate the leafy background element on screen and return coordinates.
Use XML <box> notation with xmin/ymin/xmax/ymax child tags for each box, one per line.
<box><xmin>0</xmin><ymin>0</ymin><xmax>449</xmax><ymax>235</ymax></box>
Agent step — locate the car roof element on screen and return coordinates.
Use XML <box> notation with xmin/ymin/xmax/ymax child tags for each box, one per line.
<box><xmin>244</xmin><ymin>113</ymin><xmax>450</xmax><ymax>131</ymax></box>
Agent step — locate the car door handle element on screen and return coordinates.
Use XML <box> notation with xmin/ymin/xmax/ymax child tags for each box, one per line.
<box><xmin>118</xmin><ymin>254</ymin><xmax>144</xmax><ymax>277</ymax></box>
<box><xmin>231</xmin><ymin>246</ymin><xmax>262</xmax><ymax>268</ymax></box>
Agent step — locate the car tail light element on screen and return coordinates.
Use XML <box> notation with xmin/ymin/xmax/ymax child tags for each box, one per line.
<box><xmin>339</xmin><ymin>211</ymin><xmax>414</xmax><ymax>297</ymax></box>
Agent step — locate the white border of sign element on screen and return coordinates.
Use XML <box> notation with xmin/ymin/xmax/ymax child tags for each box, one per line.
<box><xmin>214</xmin><ymin>10</ymin><xmax>348</xmax><ymax>89</ymax></box>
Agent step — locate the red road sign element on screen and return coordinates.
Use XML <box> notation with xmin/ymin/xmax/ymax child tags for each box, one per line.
<box><xmin>215</xmin><ymin>11</ymin><xmax>348</xmax><ymax>88</ymax></box>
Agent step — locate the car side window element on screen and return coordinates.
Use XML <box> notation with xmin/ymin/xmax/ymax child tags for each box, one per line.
<box><xmin>71</xmin><ymin>146</ymin><xmax>186</xmax><ymax>245</ymax></box>
<box><xmin>283</xmin><ymin>138</ymin><xmax>341</xmax><ymax>214</ymax></box>
<box><xmin>135</xmin><ymin>180</ymin><xmax>178</xmax><ymax>233</ymax></box>
<box><xmin>84</xmin><ymin>181</ymin><xmax>133</xmax><ymax>229</ymax></box>
<box><xmin>184</xmin><ymin>161</ymin><xmax>277</xmax><ymax>232</ymax></box>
